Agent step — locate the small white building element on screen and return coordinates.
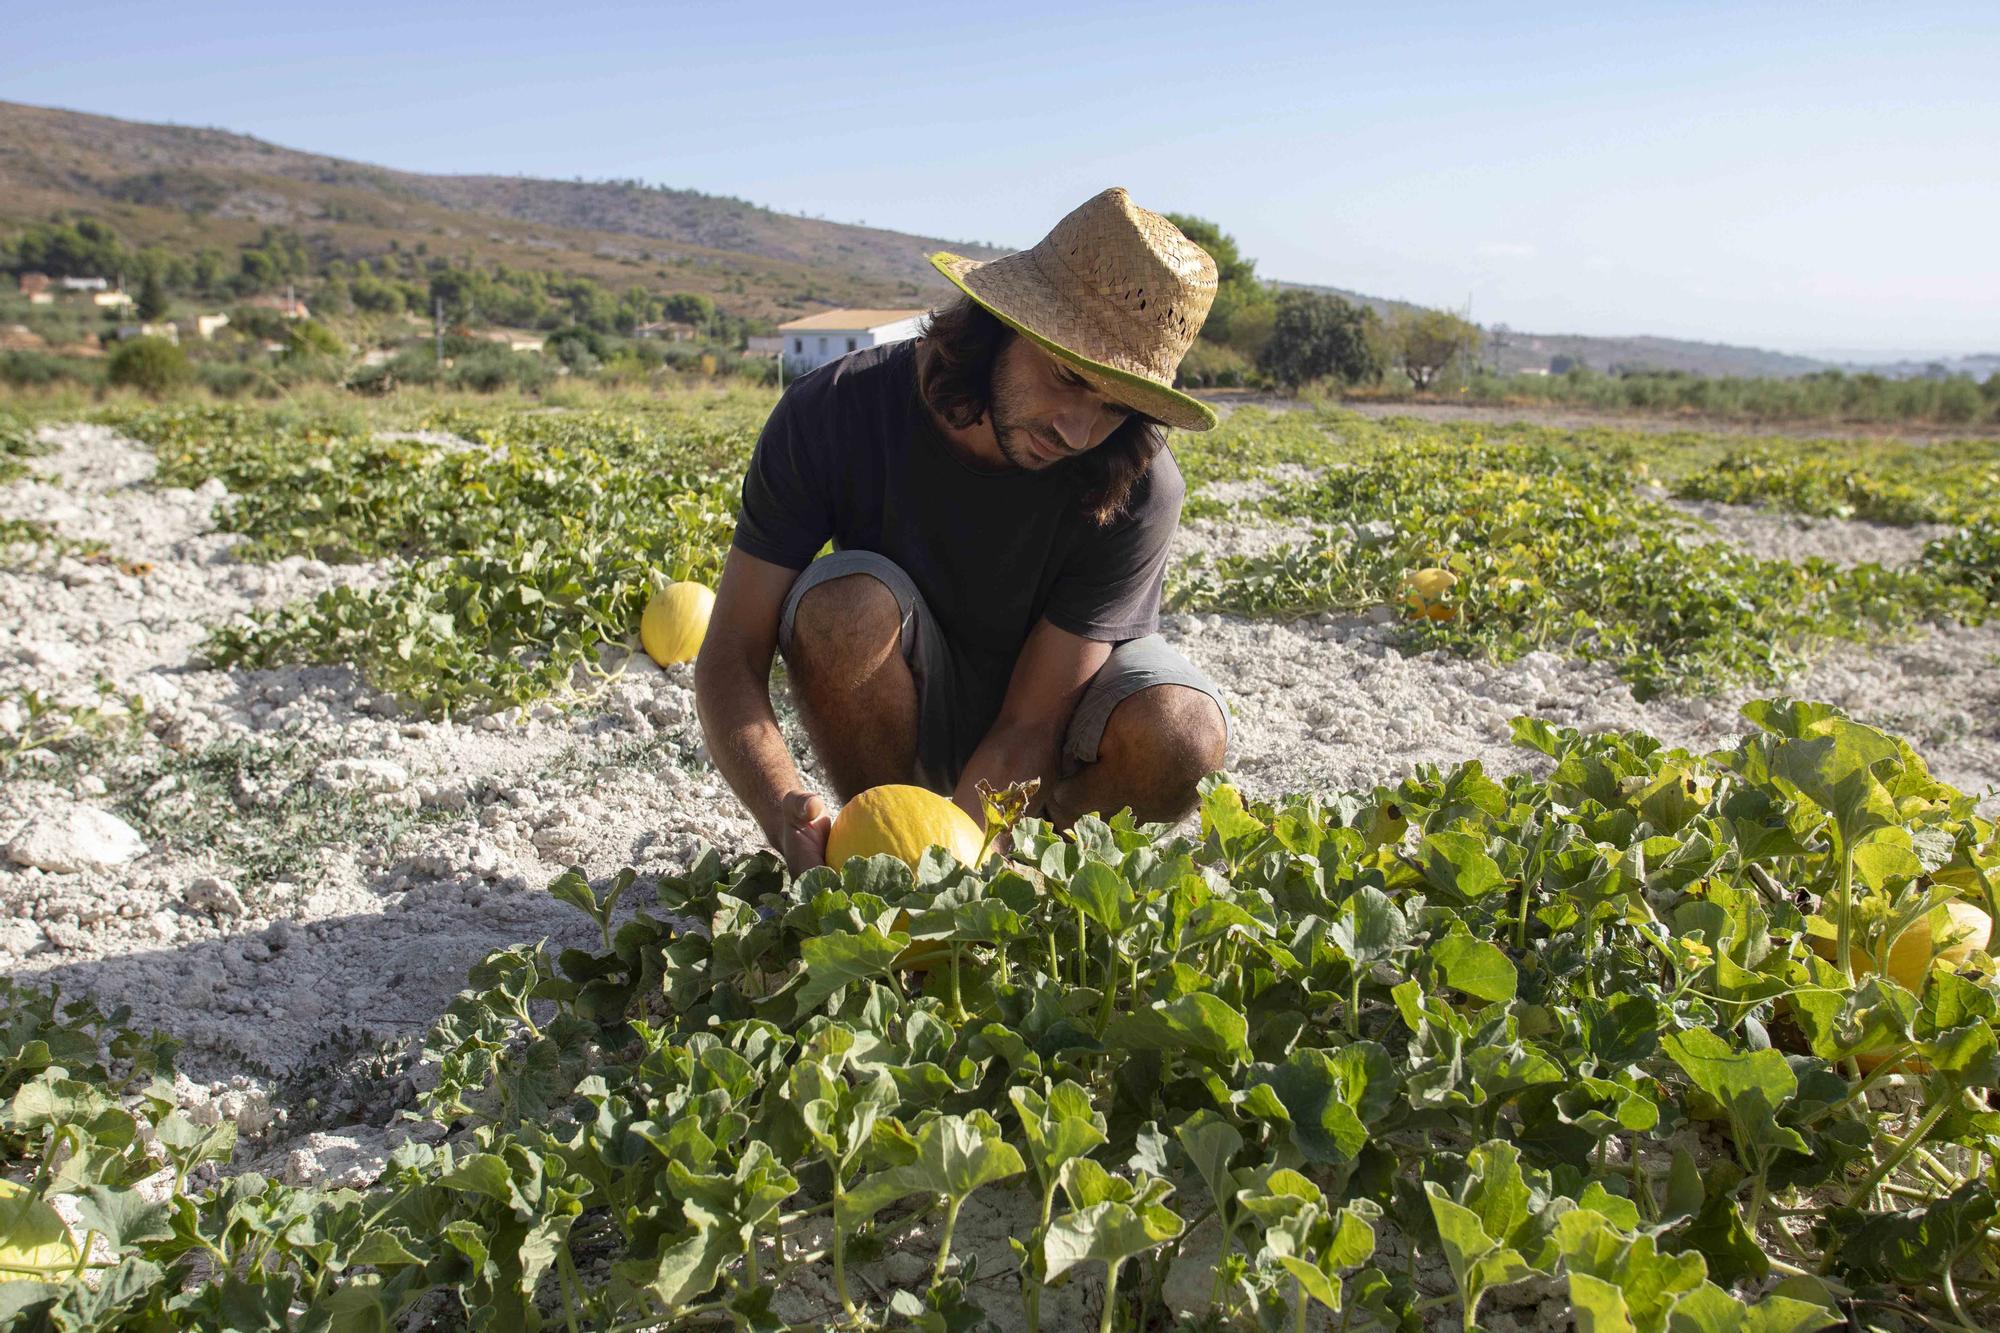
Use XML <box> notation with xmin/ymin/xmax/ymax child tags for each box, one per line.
<box><xmin>777</xmin><ymin>309</ymin><xmax>927</xmax><ymax>376</ymax></box>
<box><xmin>61</xmin><ymin>276</ymin><xmax>109</xmax><ymax>293</ymax></box>
<box><xmin>92</xmin><ymin>290</ymin><xmax>134</xmax><ymax>309</ymax></box>
<box><xmin>478</xmin><ymin>329</ymin><xmax>545</xmax><ymax>353</ymax></box>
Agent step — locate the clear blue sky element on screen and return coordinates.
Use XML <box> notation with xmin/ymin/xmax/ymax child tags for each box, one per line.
<box><xmin>11</xmin><ymin>1</ymin><xmax>1997</xmax><ymax>356</ymax></box>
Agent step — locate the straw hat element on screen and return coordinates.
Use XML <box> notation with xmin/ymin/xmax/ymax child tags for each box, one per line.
<box><xmin>929</xmin><ymin>187</ymin><xmax>1220</xmax><ymax>432</ymax></box>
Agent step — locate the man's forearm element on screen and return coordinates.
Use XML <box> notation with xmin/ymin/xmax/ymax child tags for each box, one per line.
<box><xmin>952</xmin><ymin>719</ymin><xmax>1062</xmax><ymax>824</ymax></box>
<box><xmin>694</xmin><ymin>664</ymin><xmax>809</xmax><ymax>849</ymax></box>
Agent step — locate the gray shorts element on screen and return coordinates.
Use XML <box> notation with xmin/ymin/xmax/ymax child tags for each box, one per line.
<box><xmin>777</xmin><ymin>549</ymin><xmax>1229</xmax><ymax>795</ymax></box>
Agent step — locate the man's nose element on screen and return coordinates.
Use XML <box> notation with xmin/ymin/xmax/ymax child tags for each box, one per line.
<box><xmin>1052</xmin><ymin>407</ymin><xmax>1095</xmax><ymax>452</ymax></box>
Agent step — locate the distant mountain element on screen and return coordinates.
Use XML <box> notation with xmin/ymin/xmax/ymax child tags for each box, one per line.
<box><xmin>1830</xmin><ymin>352</ymin><xmax>2000</xmax><ymax>380</ymax></box>
<box><xmin>0</xmin><ymin>100</ymin><xmax>1943</xmax><ymax>380</ymax></box>
<box><xmin>0</xmin><ymin>100</ymin><xmax>1004</xmax><ymax>321</ymax></box>
<box><xmin>1273</xmin><ymin>279</ymin><xmax>1832</xmax><ymax>379</ymax></box>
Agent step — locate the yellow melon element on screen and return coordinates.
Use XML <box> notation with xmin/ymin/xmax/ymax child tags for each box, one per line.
<box><xmin>1401</xmin><ymin>567</ymin><xmax>1458</xmax><ymax>622</ymax></box>
<box><xmin>827</xmin><ymin>785</ymin><xmax>985</xmax><ymax>870</ymax></box>
<box><xmin>0</xmin><ymin>1179</ymin><xmax>80</xmax><ymax>1283</ymax></box>
<box><xmin>1812</xmin><ymin>899</ymin><xmax>1989</xmax><ymax>991</ymax></box>
<box><xmin>1810</xmin><ymin>899</ymin><xmax>1990</xmax><ymax>1073</ymax></box>
<box><xmin>640</xmin><ymin>582</ymin><xmax>715</xmax><ymax>666</ymax></box>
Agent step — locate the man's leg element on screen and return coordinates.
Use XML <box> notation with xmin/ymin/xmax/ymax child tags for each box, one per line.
<box><xmin>782</xmin><ymin>572</ymin><xmax>919</xmax><ymax>800</ymax></box>
<box><xmin>1044</xmin><ymin>637</ymin><xmax>1229</xmax><ymax>827</ymax></box>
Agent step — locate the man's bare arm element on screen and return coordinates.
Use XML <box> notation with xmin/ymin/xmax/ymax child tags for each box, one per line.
<box><xmin>693</xmin><ymin>548</ymin><xmax>828</xmax><ymax>871</ymax></box>
<box><xmin>952</xmin><ymin>618</ymin><xmax>1110</xmax><ymax>823</ymax></box>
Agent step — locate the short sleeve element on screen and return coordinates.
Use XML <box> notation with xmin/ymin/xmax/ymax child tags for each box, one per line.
<box><xmin>732</xmin><ymin>387</ymin><xmax>834</xmax><ymax>569</ymax></box>
<box><xmin>1040</xmin><ymin>453</ymin><xmax>1184</xmax><ymax>642</ymax></box>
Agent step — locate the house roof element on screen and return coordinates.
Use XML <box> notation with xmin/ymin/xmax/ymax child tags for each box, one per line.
<box><xmin>776</xmin><ymin>309</ymin><xmax>927</xmax><ymax>333</ymax></box>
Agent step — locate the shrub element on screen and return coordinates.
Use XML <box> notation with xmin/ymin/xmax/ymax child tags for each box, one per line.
<box><xmin>449</xmin><ymin>346</ymin><xmax>553</xmax><ymax>393</ymax></box>
<box><xmin>284</xmin><ymin>319</ymin><xmax>346</xmax><ymax>360</ymax></box>
<box><xmin>106</xmin><ymin>337</ymin><xmax>192</xmax><ymax>396</ymax></box>
<box><xmin>1257</xmin><ymin>290</ymin><xmax>1381</xmax><ymax>391</ymax></box>
<box><xmin>0</xmin><ymin>350</ymin><xmax>90</xmax><ymax>388</ymax></box>
<box><xmin>1175</xmin><ymin>340</ymin><xmax>1255</xmax><ymax>388</ymax></box>
<box><xmin>196</xmin><ymin>362</ymin><xmax>259</xmax><ymax>397</ymax></box>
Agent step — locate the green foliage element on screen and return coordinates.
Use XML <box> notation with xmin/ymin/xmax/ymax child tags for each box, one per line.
<box><xmin>1169</xmin><ymin>411</ymin><xmax>1989</xmax><ymax>698</ymax></box>
<box><xmin>1391</xmin><ymin>306</ymin><xmax>1481</xmax><ymax>390</ymax></box>
<box><xmin>1256</xmin><ymin>290</ymin><xmax>1381</xmax><ymax>391</ymax></box>
<box><xmin>1669</xmin><ymin>438</ymin><xmax>2000</xmax><ymax>526</ymax></box>
<box><xmin>1162</xmin><ymin>214</ymin><xmax>1272</xmax><ymax>354</ymax></box>
<box><xmin>4</xmin><ymin>702</ymin><xmax>1993</xmax><ymax>1329</ymax></box>
<box><xmin>449</xmin><ymin>345</ymin><xmax>553</xmax><ymax>394</ymax></box>
<box><xmin>1466</xmin><ymin>365</ymin><xmax>2000</xmax><ymax>426</ymax></box>
<box><xmin>133</xmin><ymin>271</ymin><xmax>168</xmax><ymax>322</ymax></box>
<box><xmin>0</xmin><ymin>350</ymin><xmax>98</xmax><ymax>389</ymax></box>
<box><xmin>1</xmin><ymin>216</ymin><xmax>128</xmax><ymax>280</ymax></box>
<box><xmin>112</xmin><ymin>402</ymin><xmax>760</xmax><ymax>715</ymax></box>
<box><xmin>0</xmin><ymin>411</ymin><xmax>43</xmax><ymax>484</ymax></box>
<box><xmin>1921</xmin><ymin>517</ymin><xmax>2000</xmax><ymax>607</ymax></box>
<box><xmin>282</xmin><ymin>318</ymin><xmax>345</xmax><ymax>361</ymax></box>
<box><xmin>1173</xmin><ymin>339</ymin><xmax>1255</xmax><ymax>389</ymax></box>
<box><xmin>104</xmin><ymin>337</ymin><xmax>191</xmax><ymax>397</ymax></box>
<box><xmin>0</xmin><ymin>681</ymin><xmax>147</xmax><ymax>776</ymax></box>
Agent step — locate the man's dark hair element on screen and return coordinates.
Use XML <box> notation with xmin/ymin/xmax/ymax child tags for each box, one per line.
<box><xmin>915</xmin><ymin>296</ymin><xmax>1167</xmax><ymax>526</ymax></box>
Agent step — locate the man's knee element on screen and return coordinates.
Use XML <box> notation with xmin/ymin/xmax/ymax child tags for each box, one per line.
<box><xmin>784</xmin><ymin>573</ymin><xmax>903</xmax><ymax>681</ymax></box>
<box><xmin>1099</xmin><ymin>683</ymin><xmax>1228</xmax><ymax>785</ymax></box>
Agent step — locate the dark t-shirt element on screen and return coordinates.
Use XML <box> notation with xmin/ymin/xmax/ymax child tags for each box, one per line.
<box><xmin>733</xmin><ymin>340</ymin><xmax>1183</xmax><ymax>690</ymax></box>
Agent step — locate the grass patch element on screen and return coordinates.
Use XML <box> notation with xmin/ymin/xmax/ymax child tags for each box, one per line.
<box><xmin>0</xmin><ymin>681</ymin><xmax>148</xmax><ymax>777</ymax></box>
<box><xmin>113</xmin><ymin>735</ymin><xmax>454</xmax><ymax>892</ymax></box>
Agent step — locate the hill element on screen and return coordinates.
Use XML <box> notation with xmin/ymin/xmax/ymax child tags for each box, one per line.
<box><xmin>0</xmin><ymin>99</ymin><xmax>1004</xmax><ymax>323</ymax></box>
<box><xmin>1272</xmin><ymin>279</ymin><xmax>1831</xmax><ymax>379</ymax></box>
<box><xmin>0</xmin><ymin>99</ymin><xmax>1855</xmax><ymax>377</ymax></box>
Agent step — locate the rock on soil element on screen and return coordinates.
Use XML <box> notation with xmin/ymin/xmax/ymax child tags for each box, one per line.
<box><xmin>6</xmin><ymin>803</ymin><xmax>147</xmax><ymax>873</ymax></box>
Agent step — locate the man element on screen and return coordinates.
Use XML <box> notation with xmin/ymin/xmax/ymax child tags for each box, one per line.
<box><xmin>695</xmin><ymin>187</ymin><xmax>1230</xmax><ymax>873</ymax></box>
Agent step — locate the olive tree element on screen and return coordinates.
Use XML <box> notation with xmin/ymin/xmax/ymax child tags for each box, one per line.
<box><xmin>1391</xmin><ymin>308</ymin><xmax>1482</xmax><ymax>390</ymax></box>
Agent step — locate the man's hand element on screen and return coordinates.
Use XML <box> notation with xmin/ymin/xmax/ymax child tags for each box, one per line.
<box><xmin>780</xmin><ymin>790</ymin><xmax>833</xmax><ymax>875</ymax></box>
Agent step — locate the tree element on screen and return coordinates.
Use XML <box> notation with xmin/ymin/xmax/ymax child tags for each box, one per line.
<box><xmin>106</xmin><ymin>337</ymin><xmax>190</xmax><ymax>396</ymax></box>
<box><xmin>192</xmin><ymin>248</ymin><xmax>228</xmax><ymax>296</ymax></box>
<box><xmin>1391</xmin><ymin>308</ymin><xmax>1481</xmax><ymax>390</ymax></box>
<box><xmin>135</xmin><ymin>271</ymin><xmax>168</xmax><ymax>322</ymax></box>
<box><xmin>284</xmin><ymin>319</ymin><xmax>345</xmax><ymax>360</ymax></box>
<box><xmin>663</xmin><ymin>292</ymin><xmax>716</xmax><ymax>328</ymax></box>
<box><xmin>1164</xmin><ymin>214</ymin><xmax>1272</xmax><ymax>350</ymax></box>
<box><xmin>5</xmin><ymin>217</ymin><xmax>127</xmax><ymax>279</ymax></box>
<box><xmin>350</xmin><ymin>274</ymin><xmax>405</xmax><ymax>315</ymax></box>
<box><xmin>1255</xmin><ymin>290</ymin><xmax>1382</xmax><ymax>392</ymax></box>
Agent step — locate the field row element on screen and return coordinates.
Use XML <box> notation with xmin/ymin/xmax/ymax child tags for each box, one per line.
<box><xmin>6</xmin><ymin>698</ymin><xmax>1998</xmax><ymax>1330</ymax></box>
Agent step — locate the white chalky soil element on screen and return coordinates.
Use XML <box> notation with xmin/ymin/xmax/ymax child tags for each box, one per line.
<box><xmin>2</xmin><ymin>422</ymin><xmax>1996</xmax><ymax>1284</ymax></box>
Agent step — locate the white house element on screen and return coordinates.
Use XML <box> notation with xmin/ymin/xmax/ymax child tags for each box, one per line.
<box><xmin>776</xmin><ymin>309</ymin><xmax>927</xmax><ymax>376</ymax></box>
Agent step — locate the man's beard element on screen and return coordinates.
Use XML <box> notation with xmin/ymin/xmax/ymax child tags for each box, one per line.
<box><xmin>988</xmin><ymin>370</ymin><xmax>1068</xmax><ymax>472</ymax></box>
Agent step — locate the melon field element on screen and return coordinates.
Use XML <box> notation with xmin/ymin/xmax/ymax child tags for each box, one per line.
<box><xmin>2</xmin><ymin>394</ymin><xmax>2000</xmax><ymax>1332</ymax></box>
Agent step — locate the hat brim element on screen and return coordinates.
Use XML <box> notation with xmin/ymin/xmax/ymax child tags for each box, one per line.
<box><xmin>929</xmin><ymin>252</ymin><xmax>1218</xmax><ymax>433</ymax></box>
